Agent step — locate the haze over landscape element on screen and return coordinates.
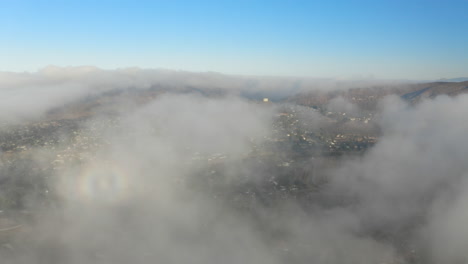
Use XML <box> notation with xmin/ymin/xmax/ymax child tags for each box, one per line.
<box><xmin>1</xmin><ymin>1</ymin><xmax>468</xmax><ymax>264</ymax></box>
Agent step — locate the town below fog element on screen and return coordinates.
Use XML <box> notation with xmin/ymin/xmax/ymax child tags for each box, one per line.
<box><xmin>1</xmin><ymin>74</ymin><xmax>468</xmax><ymax>263</ymax></box>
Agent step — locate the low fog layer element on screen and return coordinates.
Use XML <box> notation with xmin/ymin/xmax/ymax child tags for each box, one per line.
<box><xmin>1</xmin><ymin>67</ymin><xmax>467</xmax><ymax>264</ymax></box>
<box><xmin>0</xmin><ymin>66</ymin><xmax>409</xmax><ymax>123</ymax></box>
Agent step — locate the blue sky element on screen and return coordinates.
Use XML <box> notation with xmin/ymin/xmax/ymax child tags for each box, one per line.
<box><xmin>1</xmin><ymin>0</ymin><xmax>467</xmax><ymax>79</ymax></box>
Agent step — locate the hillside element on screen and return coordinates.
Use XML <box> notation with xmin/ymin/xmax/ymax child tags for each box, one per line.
<box><xmin>438</xmin><ymin>77</ymin><xmax>468</xmax><ymax>82</ymax></box>
<box><xmin>401</xmin><ymin>81</ymin><xmax>468</xmax><ymax>102</ymax></box>
<box><xmin>289</xmin><ymin>81</ymin><xmax>468</xmax><ymax>110</ymax></box>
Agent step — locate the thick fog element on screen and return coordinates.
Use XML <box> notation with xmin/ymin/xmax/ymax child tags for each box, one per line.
<box><xmin>0</xmin><ymin>66</ymin><xmax>409</xmax><ymax>124</ymax></box>
<box><xmin>1</xmin><ymin>67</ymin><xmax>467</xmax><ymax>263</ymax></box>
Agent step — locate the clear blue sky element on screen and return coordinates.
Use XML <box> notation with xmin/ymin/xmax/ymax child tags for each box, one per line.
<box><xmin>1</xmin><ymin>0</ymin><xmax>467</xmax><ymax>79</ymax></box>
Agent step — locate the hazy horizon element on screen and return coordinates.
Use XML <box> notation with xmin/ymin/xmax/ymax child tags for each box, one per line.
<box><xmin>2</xmin><ymin>0</ymin><xmax>467</xmax><ymax>79</ymax></box>
<box><xmin>2</xmin><ymin>65</ymin><xmax>441</xmax><ymax>81</ymax></box>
